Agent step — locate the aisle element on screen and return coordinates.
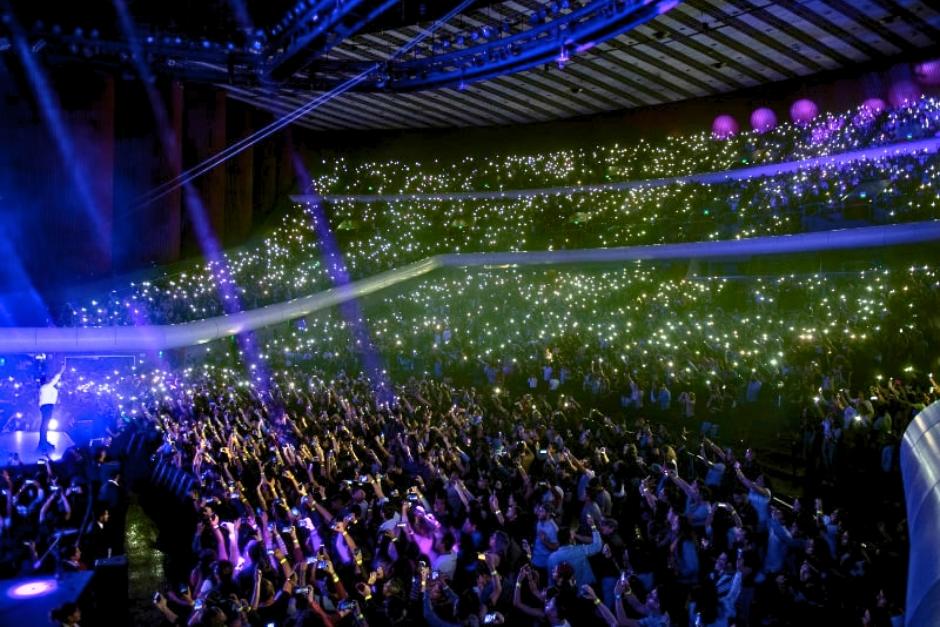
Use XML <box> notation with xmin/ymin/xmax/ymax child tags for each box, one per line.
<box><xmin>125</xmin><ymin>495</ymin><xmax>167</xmax><ymax>625</ymax></box>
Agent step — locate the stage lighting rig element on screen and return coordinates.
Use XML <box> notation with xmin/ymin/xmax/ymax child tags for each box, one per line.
<box><xmin>265</xmin><ymin>0</ymin><xmax>399</xmax><ymax>82</ymax></box>
<box><xmin>314</xmin><ymin>0</ymin><xmax>682</xmax><ymax>92</ymax></box>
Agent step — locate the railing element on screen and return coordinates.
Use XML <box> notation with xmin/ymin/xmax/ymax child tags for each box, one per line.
<box><xmin>0</xmin><ymin>220</ymin><xmax>938</xmax><ymax>353</ymax></box>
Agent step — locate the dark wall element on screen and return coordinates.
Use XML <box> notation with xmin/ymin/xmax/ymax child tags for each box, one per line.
<box><xmin>0</xmin><ymin>60</ymin><xmax>299</xmax><ymax>307</ymax></box>
<box><xmin>0</xmin><ymin>62</ymin><xmax>115</xmax><ymax>318</ymax></box>
<box><xmin>295</xmin><ymin>54</ymin><xmax>940</xmax><ymax>167</ymax></box>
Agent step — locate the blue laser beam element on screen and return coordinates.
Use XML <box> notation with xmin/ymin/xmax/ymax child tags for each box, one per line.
<box><xmin>5</xmin><ymin>11</ymin><xmax>110</xmax><ymax>252</ymax></box>
<box><xmin>134</xmin><ymin>0</ymin><xmax>476</xmax><ymax>211</ymax></box>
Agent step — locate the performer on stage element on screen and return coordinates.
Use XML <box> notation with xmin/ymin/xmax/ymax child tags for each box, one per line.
<box><xmin>38</xmin><ymin>363</ymin><xmax>66</xmax><ymax>452</ymax></box>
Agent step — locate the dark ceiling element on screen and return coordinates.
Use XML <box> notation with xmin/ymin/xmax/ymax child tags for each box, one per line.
<box><xmin>2</xmin><ymin>0</ymin><xmax>939</xmax><ymax>131</ymax></box>
<box><xmin>3</xmin><ymin>1</ymin><xmax>509</xmax><ymax>40</ymax></box>
<box><xmin>231</xmin><ymin>0</ymin><xmax>940</xmax><ymax>130</ymax></box>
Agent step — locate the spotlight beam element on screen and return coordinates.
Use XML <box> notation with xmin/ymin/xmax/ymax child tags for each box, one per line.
<box><xmin>134</xmin><ymin>0</ymin><xmax>476</xmax><ymax>213</ymax></box>
<box><xmin>2</xmin><ymin>4</ymin><xmax>111</xmax><ymax>253</ymax></box>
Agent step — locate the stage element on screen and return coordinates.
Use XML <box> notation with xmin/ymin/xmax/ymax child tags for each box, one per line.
<box><xmin>0</xmin><ymin>571</ymin><xmax>94</xmax><ymax>624</ymax></box>
<box><xmin>0</xmin><ymin>430</ymin><xmax>75</xmax><ymax>466</ymax></box>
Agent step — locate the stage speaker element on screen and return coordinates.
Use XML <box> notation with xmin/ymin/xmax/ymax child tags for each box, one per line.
<box><xmin>92</xmin><ymin>555</ymin><xmax>128</xmax><ymax>625</ymax></box>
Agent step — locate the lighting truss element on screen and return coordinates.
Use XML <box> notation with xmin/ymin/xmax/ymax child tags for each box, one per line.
<box><xmin>323</xmin><ymin>0</ymin><xmax>681</xmax><ymax>91</ymax></box>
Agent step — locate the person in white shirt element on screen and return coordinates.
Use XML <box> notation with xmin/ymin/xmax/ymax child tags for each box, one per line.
<box><xmin>38</xmin><ymin>364</ymin><xmax>66</xmax><ymax>452</ymax></box>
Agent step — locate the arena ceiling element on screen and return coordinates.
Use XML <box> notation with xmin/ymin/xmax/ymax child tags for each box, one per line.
<box><xmin>222</xmin><ymin>0</ymin><xmax>940</xmax><ymax>130</ymax></box>
<box><xmin>4</xmin><ymin>0</ymin><xmax>940</xmax><ymax>131</ymax></box>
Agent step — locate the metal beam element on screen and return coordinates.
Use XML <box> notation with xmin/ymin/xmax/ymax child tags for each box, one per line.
<box><xmin>267</xmin><ymin>0</ymin><xmax>398</xmax><ymax>81</ymax></box>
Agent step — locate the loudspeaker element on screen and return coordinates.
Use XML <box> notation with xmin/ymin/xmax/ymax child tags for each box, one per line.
<box><xmin>92</xmin><ymin>555</ymin><xmax>128</xmax><ymax>625</ymax></box>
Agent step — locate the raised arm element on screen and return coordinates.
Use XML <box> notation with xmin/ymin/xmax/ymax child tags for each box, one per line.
<box><xmin>702</xmin><ymin>438</ymin><xmax>728</xmax><ymax>462</ymax></box>
<box><xmin>512</xmin><ymin>566</ymin><xmax>546</xmax><ymax>619</ymax></box>
<box><xmin>580</xmin><ymin>518</ymin><xmax>603</xmax><ymax>557</ymax></box>
<box><xmin>734</xmin><ymin>462</ymin><xmax>770</xmax><ymax>497</ymax></box>
<box><xmin>582</xmin><ymin>585</ymin><xmax>617</xmax><ymax>627</ymax></box>
<box><xmin>667</xmin><ymin>471</ymin><xmax>695</xmax><ymax>500</ymax></box>
<box><xmin>50</xmin><ymin>364</ymin><xmax>66</xmax><ymax>387</ymax></box>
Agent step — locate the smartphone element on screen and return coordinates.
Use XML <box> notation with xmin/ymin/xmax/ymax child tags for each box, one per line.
<box><xmin>194</xmin><ymin>598</ymin><xmax>205</xmax><ymax>611</ymax></box>
<box><xmin>337</xmin><ymin>599</ymin><xmax>357</xmax><ymax>612</ymax></box>
<box><xmin>484</xmin><ymin>613</ymin><xmax>498</xmax><ymax>624</ymax></box>
<box><xmin>295</xmin><ymin>586</ymin><xmax>310</xmax><ymax>595</ymax></box>
<box><xmin>291</xmin><ymin>508</ymin><xmax>301</xmax><ymax>517</ymax></box>
<box><xmin>431</xmin><ymin>570</ymin><xmax>440</xmax><ymax>580</ymax></box>
<box><xmin>281</xmin><ymin>526</ymin><xmax>293</xmax><ymax>534</ymax></box>
<box><xmin>153</xmin><ymin>591</ymin><xmax>163</xmax><ymax>604</ymax></box>
<box><xmin>317</xmin><ymin>559</ymin><xmax>329</xmax><ymax>569</ymax></box>
<box><xmin>305</xmin><ymin>556</ymin><xmax>318</xmax><ymax>565</ymax></box>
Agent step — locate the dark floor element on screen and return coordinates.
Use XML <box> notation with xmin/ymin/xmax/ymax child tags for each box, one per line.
<box><xmin>125</xmin><ymin>495</ymin><xmax>167</xmax><ymax>625</ymax></box>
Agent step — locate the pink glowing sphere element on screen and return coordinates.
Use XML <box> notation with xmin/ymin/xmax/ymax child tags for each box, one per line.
<box><xmin>790</xmin><ymin>99</ymin><xmax>819</xmax><ymax>125</ymax></box>
<box><xmin>711</xmin><ymin>114</ymin><xmax>739</xmax><ymax>139</ymax></box>
<box><xmin>749</xmin><ymin>107</ymin><xmax>777</xmax><ymax>133</ymax></box>
<box><xmin>914</xmin><ymin>59</ymin><xmax>940</xmax><ymax>86</ymax></box>
<box><xmin>861</xmin><ymin>97</ymin><xmax>886</xmax><ymax>116</ymax></box>
<box><xmin>889</xmin><ymin>80</ymin><xmax>922</xmax><ymax>107</ymax></box>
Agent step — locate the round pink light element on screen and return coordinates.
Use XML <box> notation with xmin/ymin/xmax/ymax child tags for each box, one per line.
<box><xmin>914</xmin><ymin>59</ymin><xmax>940</xmax><ymax>86</ymax></box>
<box><xmin>861</xmin><ymin>97</ymin><xmax>886</xmax><ymax>116</ymax></box>
<box><xmin>711</xmin><ymin>114</ymin><xmax>739</xmax><ymax>139</ymax></box>
<box><xmin>889</xmin><ymin>81</ymin><xmax>922</xmax><ymax>107</ymax></box>
<box><xmin>790</xmin><ymin>98</ymin><xmax>819</xmax><ymax>125</ymax></box>
<box><xmin>749</xmin><ymin>107</ymin><xmax>777</xmax><ymax>133</ymax></box>
<box><xmin>8</xmin><ymin>578</ymin><xmax>58</xmax><ymax>599</ymax></box>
